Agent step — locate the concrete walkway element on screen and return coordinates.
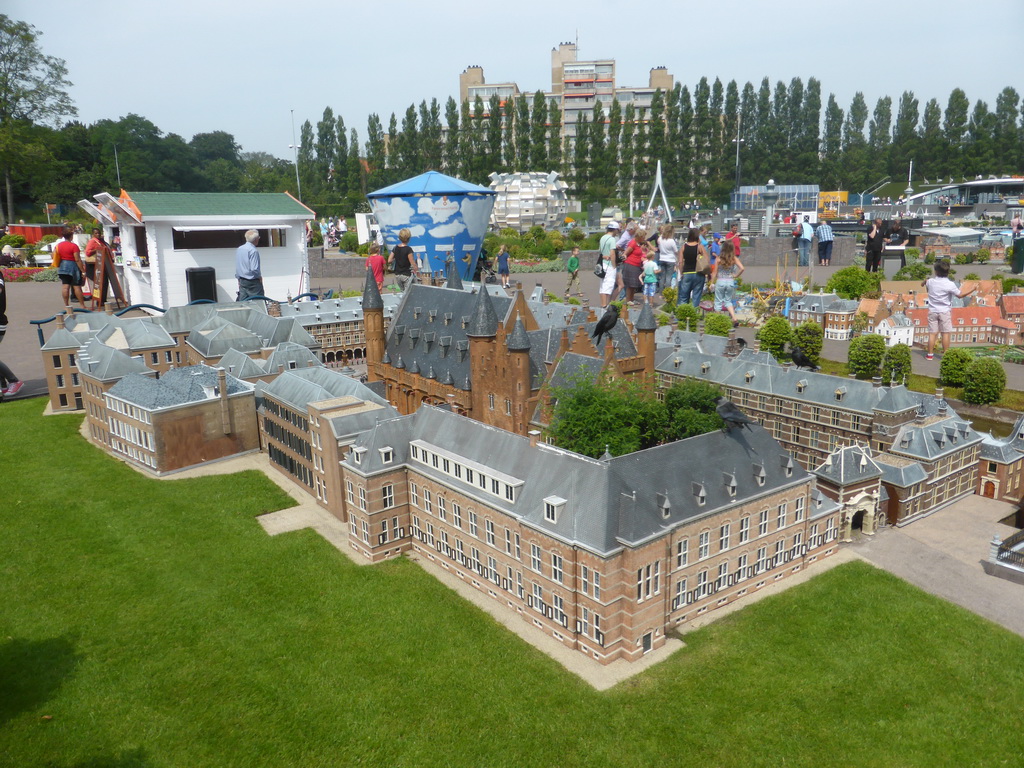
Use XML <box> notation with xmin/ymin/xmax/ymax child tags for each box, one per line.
<box><xmin>850</xmin><ymin>495</ymin><xmax>1024</xmax><ymax>638</ymax></box>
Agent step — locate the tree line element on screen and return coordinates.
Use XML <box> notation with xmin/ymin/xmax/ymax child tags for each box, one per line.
<box><xmin>4</xmin><ymin>16</ymin><xmax>1022</xmax><ymax>223</ymax></box>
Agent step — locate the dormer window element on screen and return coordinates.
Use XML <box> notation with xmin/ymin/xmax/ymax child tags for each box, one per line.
<box><xmin>753</xmin><ymin>464</ymin><xmax>766</xmax><ymax>487</ymax></box>
<box><xmin>834</xmin><ymin>386</ymin><xmax>846</xmax><ymax>401</ymax></box>
<box><xmin>797</xmin><ymin>379</ymin><xmax>807</xmax><ymax>394</ymax></box>
<box><xmin>723</xmin><ymin>472</ymin><xmax>737</xmax><ymax>497</ymax></box>
<box><xmin>352</xmin><ymin>446</ymin><xmax>367</xmax><ymax>465</ymax></box>
<box><xmin>657</xmin><ymin>492</ymin><xmax>671</xmax><ymax>519</ymax></box>
<box><xmin>543</xmin><ymin>495</ymin><xmax>566</xmax><ymax>523</ymax></box>
<box><xmin>701</xmin><ymin>362</ymin><xmax>710</xmax><ymax>374</ymax></box>
<box><xmin>745</xmin><ymin>371</ymin><xmax>754</xmax><ymax>383</ymax></box>
<box><xmin>379</xmin><ymin>447</ymin><xmax>394</xmax><ymax>464</ymax></box>
<box><xmin>692</xmin><ymin>482</ymin><xmax>706</xmax><ymax>507</ymax></box>
<box><xmin>780</xmin><ymin>456</ymin><xmax>794</xmax><ymax>477</ymax></box>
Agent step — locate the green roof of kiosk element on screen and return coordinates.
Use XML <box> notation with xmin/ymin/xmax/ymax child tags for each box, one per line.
<box><xmin>127</xmin><ymin>192</ymin><xmax>313</xmax><ymax>218</ymax></box>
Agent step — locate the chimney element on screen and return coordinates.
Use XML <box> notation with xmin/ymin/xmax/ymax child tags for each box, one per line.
<box><xmin>528</xmin><ymin>429</ymin><xmax>541</xmax><ymax>448</ymax></box>
<box><xmin>872</xmin><ymin>376</ymin><xmax>882</xmax><ymax>388</ymax></box>
<box><xmin>217</xmin><ymin>368</ymin><xmax>230</xmax><ymax>434</ymax></box>
<box><xmin>56</xmin><ymin>312</ymin><xmax>65</xmax><ymax>329</ymax></box>
<box><xmin>934</xmin><ymin>387</ymin><xmax>944</xmax><ymax>401</ymax></box>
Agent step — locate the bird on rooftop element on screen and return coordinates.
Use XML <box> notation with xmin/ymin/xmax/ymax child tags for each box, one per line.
<box><xmin>789</xmin><ymin>345</ymin><xmax>819</xmax><ymax>371</ymax></box>
<box><xmin>592</xmin><ymin>305</ymin><xmax>620</xmax><ymax>345</ymax></box>
<box><xmin>715</xmin><ymin>396</ymin><xmax>755</xmax><ymax>432</ymax></box>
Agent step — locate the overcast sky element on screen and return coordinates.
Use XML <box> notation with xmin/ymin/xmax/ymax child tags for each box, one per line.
<box><xmin>10</xmin><ymin>0</ymin><xmax>1019</xmax><ymax>161</ymax></box>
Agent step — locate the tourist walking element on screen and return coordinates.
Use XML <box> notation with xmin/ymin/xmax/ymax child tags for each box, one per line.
<box><xmin>712</xmin><ymin>240</ymin><xmax>744</xmax><ymax>325</ymax></box>
<box><xmin>796</xmin><ymin>215</ymin><xmax>814</xmax><ymax>267</ymax></box>
<box><xmin>54</xmin><ymin>227</ymin><xmax>88</xmax><ymax>310</ymax></box>
<box><xmin>387</xmin><ymin>228</ymin><xmax>418</xmax><ymax>292</ymax></box>
<box><xmin>565</xmin><ymin>246</ymin><xmax>581</xmax><ymax>297</ymax></box>
<box><xmin>676</xmin><ymin>228</ymin><xmax>708</xmax><ymax>309</ymax></box>
<box><xmin>496</xmin><ymin>244</ymin><xmax>511</xmax><ymax>289</ymax></box>
<box><xmin>597</xmin><ymin>222</ymin><xmax>619</xmax><ymax>308</ymax></box>
<box><xmin>656</xmin><ymin>223</ymin><xmax>677</xmax><ymax>293</ymax></box>
<box><xmin>620</xmin><ymin>228</ymin><xmax>649</xmax><ymax>305</ymax></box>
<box><xmin>235</xmin><ymin>229</ymin><xmax>264</xmax><ymax>300</ymax></box>
<box><xmin>0</xmin><ymin>269</ymin><xmax>24</xmax><ymax>398</ymax></box>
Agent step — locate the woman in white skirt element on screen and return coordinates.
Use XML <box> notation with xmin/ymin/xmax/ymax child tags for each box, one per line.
<box><xmin>598</xmin><ymin>255</ymin><xmax>617</xmax><ymax>307</ymax></box>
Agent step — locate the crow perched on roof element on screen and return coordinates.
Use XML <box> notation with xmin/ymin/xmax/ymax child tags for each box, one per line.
<box><xmin>592</xmin><ymin>305</ymin><xmax>620</xmax><ymax>346</ymax></box>
<box><xmin>715</xmin><ymin>396</ymin><xmax>755</xmax><ymax>432</ymax></box>
<box><xmin>789</xmin><ymin>345</ymin><xmax>819</xmax><ymax>371</ymax></box>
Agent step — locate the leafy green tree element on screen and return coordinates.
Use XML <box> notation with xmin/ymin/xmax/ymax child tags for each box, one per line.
<box><xmin>757</xmin><ymin>316</ymin><xmax>792</xmax><ymax>359</ymax></box>
<box><xmin>704</xmin><ymin>313</ymin><xmax>732</xmax><ymax>337</ymax></box>
<box><xmin>939</xmin><ymin>347</ymin><xmax>974</xmax><ymax>387</ymax></box>
<box><xmin>848</xmin><ymin>334</ymin><xmax>886</xmax><ymax>379</ymax></box>
<box><xmin>993</xmin><ymin>87</ymin><xmax>1020</xmax><ymax>173</ymax></box>
<box><xmin>881</xmin><ymin>343</ymin><xmax>912</xmax><ymax>385</ymax></box>
<box><xmin>827</xmin><ymin>266</ymin><xmax>881</xmax><ymax>299</ymax></box>
<box><xmin>674</xmin><ymin>302</ymin><xmax>700</xmax><ymax>332</ymax></box>
<box><xmin>852</xmin><ymin>311</ymin><xmax>870</xmax><ymax>336</ymax></box>
<box><xmin>792</xmin><ymin>321</ymin><xmax>823</xmax><ymax>365</ymax></box>
<box><xmin>962</xmin><ymin>357</ymin><xmax>1006</xmax><ymax>405</ymax></box>
<box><xmin>313</xmin><ymin>106</ymin><xmax>337</xmax><ymax>201</ymax></box>
<box><xmin>0</xmin><ymin>15</ymin><xmax>76</xmax><ymax>223</ymax></box>
<box><xmin>893</xmin><ymin>262</ymin><xmax>931</xmax><ymax>281</ymax></box>
<box><xmin>942</xmin><ymin>88</ymin><xmax>970</xmax><ymax>177</ymax></box>
<box><xmin>442</xmin><ymin>97</ymin><xmax>460</xmax><ymax>173</ymax></box>
<box><xmin>663</xmin><ymin>380</ymin><xmax>724</xmax><ymax>440</ymax></box>
<box><xmin>918</xmin><ymin>98</ymin><xmax>943</xmax><ymax>179</ymax></box>
<box><xmin>399</xmin><ymin>104</ymin><xmax>422</xmax><ymax>175</ymax></box>
<box><xmin>486</xmin><ymin>94</ymin><xmax>502</xmax><ymax>172</ymax></box>
<box><xmin>819</xmin><ymin>94</ymin><xmax>844</xmax><ymax>189</ymax></box>
<box><xmin>547</xmin><ymin>100</ymin><xmax>562</xmax><ymax>172</ymax></box>
<box><xmin>529</xmin><ymin>90</ymin><xmax>548</xmax><ymax>171</ymax></box>
<box><xmin>365</xmin><ymin>113</ymin><xmax>386</xmax><ymax>189</ymax></box>
<box><xmin>889</xmin><ymin>91</ymin><xmax>919</xmax><ymax>179</ymax></box>
<box><xmin>420</xmin><ymin>98</ymin><xmax>443</xmax><ymax>171</ymax></box>
<box><xmin>841</xmin><ymin>92</ymin><xmax>870</xmax><ymax>192</ymax></box>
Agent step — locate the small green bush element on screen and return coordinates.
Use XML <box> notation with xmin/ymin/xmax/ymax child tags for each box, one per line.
<box><xmin>964</xmin><ymin>272</ymin><xmax>981</xmax><ymax>282</ymax></box>
<box><xmin>568</xmin><ymin>228</ymin><xmax>586</xmax><ymax>244</ymax></box>
<box><xmin>848</xmin><ymin>334</ymin><xmax>886</xmax><ymax>379</ymax></box>
<box><xmin>704</xmin><ymin>313</ymin><xmax>733</xmax><ymax>337</ymax></box>
<box><xmin>339</xmin><ymin>232</ymin><xmax>358</xmax><ymax>252</ymax></box>
<box><xmin>792</xmin><ymin>321</ymin><xmax>823</xmax><ymax>365</ymax></box>
<box><xmin>893</xmin><ymin>262</ymin><xmax>931</xmax><ymax>281</ymax></box>
<box><xmin>0</xmin><ymin>234</ymin><xmax>27</xmax><ymax>249</ymax></box>
<box><xmin>939</xmin><ymin>348</ymin><xmax>974</xmax><ymax>387</ymax></box>
<box><xmin>674</xmin><ymin>302</ymin><xmax>700</xmax><ymax>331</ymax></box>
<box><xmin>905</xmin><ymin>247</ymin><xmax>920</xmax><ymax>261</ymax></box>
<box><xmin>975</xmin><ymin>249</ymin><xmax>990</xmax><ymax>264</ymax></box>
<box><xmin>309</xmin><ymin>228</ymin><xmax>324</xmax><ymax>247</ymax></box>
<box><xmin>881</xmin><ymin>343</ymin><xmax>913</xmax><ymax>384</ymax></box>
<box><xmin>757</xmin><ymin>316</ymin><xmax>793</xmax><ymax>359</ymax></box>
<box><xmin>31</xmin><ymin>268</ymin><xmax>59</xmax><ymax>282</ymax></box>
<box><xmin>962</xmin><ymin>357</ymin><xmax>1006</xmax><ymax>405</ymax></box>
<box><xmin>924</xmin><ymin>252</ymin><xmax>936</xmax><ymax>264</ymax></box>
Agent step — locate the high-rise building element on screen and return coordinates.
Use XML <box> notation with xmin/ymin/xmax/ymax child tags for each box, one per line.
<box><xmin>459</xmin><ymin>42</ymin><xmax>674</xmax><ymax>143</ymax></box>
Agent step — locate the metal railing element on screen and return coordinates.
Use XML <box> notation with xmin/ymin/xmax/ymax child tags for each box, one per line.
<box><xmin>996</xmin><ymin>528</ymin><xmax>1024</xmax><ymax>569</ymax></box>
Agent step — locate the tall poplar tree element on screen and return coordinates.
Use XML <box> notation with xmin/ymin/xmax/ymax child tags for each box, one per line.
<box><xmin>399</xmin><ymin>104</ymin><xmax>420</xmax><ymax>175</ymax></box>
<box><xmin>515</xmin><ymin>95</ymin><xmax>530</xmax><ymax>170</ymax></box>
<box><xmin>889</xmin><ymin>91</ymin><xmax>919</xmax><ymax>181</ymax></box>
<box><xmin>443</xmin><ymin>97</ymin><xmax>460</xmax><ymax>173</ymax></box>
<box><xmin>993</xmin><ymin>87</ymin><xmax>1021</xmax><ymax>174</ymax></box>
<box><xmin>420</xmin><ymin>98</ymin><xmax>443</xmax><ymax>171</ymax></box>
<box><xmin>547</xmin><ymin>101</ymin><xmax>562</xmax><ymax>173</ymax></box>
<box><xmin>366</xmin><ymin>113</ymin><xmax>386</xmax><ymax>189</ymax></box>
<box><xmin>918</xmin><ymin>98</ymin><xmax>944</xmax><ymax>181</ymax></box>
<box><xmin>486</xmin><ymin>94</ymin><xmax>503</xmax><ymax>172</ymax></box>
<box><xmin>841</xmin><ymin>92</ymin><xmax>869</xmax><ymax>192</ymax></box>
<box><xmin>820</xmin><ymin>94</ymin><xmax>844</xmax><ymax>189</ymax></box>
<box><xmin>529</xmin><ymin>91</ymin><xmax>549</xmax><ymax>171</ymax></box>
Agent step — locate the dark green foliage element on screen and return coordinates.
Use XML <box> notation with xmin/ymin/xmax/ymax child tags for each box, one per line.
<box><xmin>848</xmin><ymin>334</ymin><xmax>887</xmax><ymax>379</ymax></box>
<box><xmin>962</xmin><ymin>357</ymin><xmax>1006</xmax><ymax>405</ymax></box>
<box><xmin>756</xmin><ymin>316</ymin><xmax>792</xmax><ymax>359</ymax></box>
<box><xmin>827</xmin><ymin>266</ymin><xmax>881</xmax><ymax>299</ymax></box>
<box><xmin>939</xmin><ymin>347</ymin><xmax>974</xmax><ymax>387</ymax></box>
<box><xmin>881</xmin><ymin>343</ymin><xmax>913</xmax><ymax>385</ymax></box>
<box><xmin>893</xmin><ymin>262</ymin><xmax>931</xmax><ymax>281</ymax></box>
<box><xmin>792</xmin><ymin>321</ymin><xmax>823</xmax><ymax>365</ymax></box>
<box><xmin>550</xmin><ymin>378</ymin><xmax>722</xmax><ymax>457</ymax></box>
<box><xmin>704</xmin><ymin>313</ymin><xmax>733</xmax><ymax>337</ymax></box>
<box><xmin>674</xmin><ymin>302</ymin><xmax>700</xmax><ymax>331</ymax></box>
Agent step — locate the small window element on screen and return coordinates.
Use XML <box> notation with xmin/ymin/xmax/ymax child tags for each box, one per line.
<box><xmin>543</xmin><ymin>495</ymin><xmax>566</xmax><ymax>523</ymax></box>
<box><xmin>380</xmin><ymin>447</ymin><xmax>394</xmax><ymax>464</ymax></box>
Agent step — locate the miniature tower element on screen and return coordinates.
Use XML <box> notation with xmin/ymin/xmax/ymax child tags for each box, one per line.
<box><xmin>505</xmin><ymin>314</ymin><xmax>532</xmax><ymax>435</ymax></box>
<box><xmin>634</xmin><ymin>302</ymin><xmax>657</xmax><ymax>377</ymax></box>
<box><xmin>362</xmin><ymin>267</ymin><xmax>385</xmax><ymax>382</ymax></box>
<box><xmin>466</xmin><ymin>285</ymin><xmax>500</xmax><ymax>420</ymax></box>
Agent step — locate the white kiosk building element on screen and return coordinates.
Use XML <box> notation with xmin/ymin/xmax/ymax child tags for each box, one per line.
<box><xmin>78</xmin><ymin>191</ymin><xmax>314</xmax><ymax>308</ymax></box>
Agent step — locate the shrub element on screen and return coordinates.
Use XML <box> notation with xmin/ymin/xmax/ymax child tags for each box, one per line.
<box><xmin>527</xmin><ymin>225</ymin><xmax>546</xmax><ymax>244</ymax></box>
<box><xmin>939</xmin><ymin>348</ymin><xmax>974</xmax><ymax>387</ymax></box>
<box><xmin>924</xmin><ymin>252</ymin><xmax>936</xmax><ymax>264</ymax></box>
<box><xmin>568</xmin><ymin>228</ymin><xmax>586</xmax><ymax>244</ymax></box>
<box><xmin>962</xmin><ymin>357</ymin><xmax>1006</xmax><ymax>405</ymax></box>
<box><xmin>31</xmin><ymin>268</ymin><xmax>58</xmax><ymax>282</ymax></box>
<box><xmin>905</xmin><ymin>247</ymin><xmax>920</xmax><ymax>261</ymax></box>
<box><xmin>893</xmin><ymin>262</ymin><xmax>931</xmax><ymax>281</ymax></box>
<box><xmin>826</xmin><ymin>266</ymin><xmax>881</xmax><ymax>299</ymax></box>
<box><xmin>848</xmin><ymin>334</ymin><xmax>886</xmax><ymax>379</ymax></box>
<box><xmin>0</xmin><ymin>234</ymin><xmax>27</xmax><ymax>249</ymax></box>
<box><xmin>674</xmin><ymin>302</ymin><xmax>700</xmax><ymax>331</ymax></box>
<box><xmin>792</xmin><ymin>321</ymin><xmax>823</xmax><ymax>365</ymax></box>
<box><xmin>309</xmin><ymin>228</ymin><xmax>324</xmax><ymax>247</ymax></box>
<box><xmin>881</xmin><ymin>343</ymin><xmax>913</xmax><ymax>385</ymax></box>
<box><xmin>756</xmin><ymin>316</ymin><xmax>792</xmax><ymax>359</ymax></box>
<box><xmin>954</xmin><ymin>252</ymin><xmax>973</xmax><ymax>265</ymax></box>
<box><xmin>339</xmin><ymin>231</ymin><xmax>358</xmax><ymax>252</ymax></box>
<box><xmin>661</xmin><ymin>286</ymin><xmax>677</xmax><ymax>307</ymax></box>
<box><xmin>964</xmin><ymin>272</ymin><xmax>981</xmax><ymax>281</ymax></box>
<box><xmin>39</xmin><ymin>234</ymin><xmax>58</xmax><ymax>245</ymax></box>
<box><xmin>975</xmin><ymin>249</ymin><xmax>990</xmax><ymax>264</ymax></box>
<box><xmin>704</xmin><ymin>313</ymin><xmax>733</xmax><ymax>337</ymax></box>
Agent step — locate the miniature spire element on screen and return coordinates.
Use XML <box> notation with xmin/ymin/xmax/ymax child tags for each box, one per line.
<box><xmin>507</xmin><ymin>314</ymin><xmax>530</xmax><ymax>351</ymax></box>
<box><xmin>362</xmin><ymin>266</ymin><xmax>383</xmax><ymax>310</ymax></box>
<box><xmin>446</xmin><ymin>259</ymin><xmax>464</xmax><ymax>291</ymax></box>
<box><xmin>466</xmin><ymin>284</ymin><xmax>499</xmax><ymax>337</ymax></box>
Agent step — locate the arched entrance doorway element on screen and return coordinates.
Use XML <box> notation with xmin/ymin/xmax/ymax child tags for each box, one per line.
<box><xmin>983</xmin><ymin>481</ymin><xmax>996</xmax><ymax>498</ymax></box>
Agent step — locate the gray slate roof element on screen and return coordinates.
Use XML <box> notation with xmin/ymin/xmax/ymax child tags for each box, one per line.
<box><xmin>218</xmin><ymin>347</ymin><xmax>268</xmax><ymax>380</ymax></box>
<box><xmin>978</xmin><ymin>432</ymin><xmax>1021</xmax><ymax>463</ymax></box>
<box><xmin>263</xmin><ymin>341</ymin><xmax>322</xmax><ymax>375</ymax></box>
<box><xmin>42</xmin><ymin>326</ymin><xmax>95</xmax><ymax>350</ymax></box>
<box><xmin>77</xmin><ymin>337</ymin><xmax>152</xmax><ymax>381</ymax></box>
<box><xmin>277</xmin><ymin>294</ymin><xmax>401</xmax><ymax>326</ymax></box>
<box><xmin>873</xmin><ymin>455</ymin><xmax>929</xmax><ymax>487</ymax></box>
<box><xmin>812</xmin><ymin>445</ymin><xmax>883</xmax><ymax>484</ymax></box>
<box><xmin>109</xmin><ymin>364</ymin><xmax>251</xmax><ymax>410</ymax></box>
<box><xmin>187</xmin><ymin>315</ymin><xmax>263</xmax><ymax>357</ymax></box>
<box><xmin>345</xmin><ymin>407</ymin><xmax>807</xmax><ymax>556</ymax></box>
<box><xmin>256</xmin><ymin>366</ymin><xmax>392</xmax><ymax>414</ymax></box>
<box><xmin>888</xmin><ymin>415</ymin><xmax>982</xmax><ymax>462</ymax></box>
<box><xmin>97</xmin><ymin>318</ymin><xmax>175</xmax><ymax>351</ymax></box>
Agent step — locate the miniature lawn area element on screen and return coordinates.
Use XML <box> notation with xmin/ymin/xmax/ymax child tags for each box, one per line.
<box><xmin>3</xmin><ymin>398</ymin><xmax>1023</xmax><ymax>768</ymax></box>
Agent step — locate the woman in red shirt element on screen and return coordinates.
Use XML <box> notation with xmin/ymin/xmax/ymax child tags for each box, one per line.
<box><xmin>619</xmin><ymin>227</ymin><xmax>649</xmax><ymax>304</ymax></box>
<box><xmin>365</xmin><ymin>242</ymin><xmax>386</xmax><ymax>292</ymax></box>
<box><xmin>53</xmin><ymin>227</ymin><xmax>88</xmax><ymax>310</ymax></box>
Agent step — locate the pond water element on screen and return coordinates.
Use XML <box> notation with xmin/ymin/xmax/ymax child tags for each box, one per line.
<box><xmin>967</xmin><ymin>414</ymin><xmax>1014</xmax><ymax>438</ymax></box>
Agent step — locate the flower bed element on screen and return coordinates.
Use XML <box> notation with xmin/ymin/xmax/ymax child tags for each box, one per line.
<box><xmin>1</xmin><ymin>267</ymin><xmax>46</xmax><ymax>282</ymax></box>
<box><xmin>509</xmin><ymin>258</ymin><xmax>565</xmax><ymax>274</ymax></box>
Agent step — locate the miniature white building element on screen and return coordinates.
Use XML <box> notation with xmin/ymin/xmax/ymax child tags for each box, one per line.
<box><xmin>488</xmin><ymin>172</ymin><xmax>570</xmax><ymax>232</ymax></box>
<box><xmin>875</xmin><ymin>313</ymin><xmax>914</xmax><ymax>347</ymax></box>
<box><xmin>78</xmin><ymin>191</ymin><xmax>313</xmax><ymax>308</ymax></box>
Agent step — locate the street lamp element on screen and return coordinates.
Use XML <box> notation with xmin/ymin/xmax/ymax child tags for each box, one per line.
<box><xmin>290</xmin><ymin>109</ymin><xmax>303</xmax><ymax>203</ymax></box>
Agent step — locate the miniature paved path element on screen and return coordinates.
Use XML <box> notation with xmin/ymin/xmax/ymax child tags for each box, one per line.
<box><xmin>849</xmin><ymin>495</ymin><xmax>1024</xmax><ymax>638</ymax></box>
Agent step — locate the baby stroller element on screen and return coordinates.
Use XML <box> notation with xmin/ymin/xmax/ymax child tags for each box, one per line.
<box><xmin>473</xmin><ymin>253</ymin><xmax>497</xmax><ymax>284</ymax></box>
<box><xmin>325</xmin><ymin>227</ymin><xmax>340</xmax><ymax>249</ymax></box>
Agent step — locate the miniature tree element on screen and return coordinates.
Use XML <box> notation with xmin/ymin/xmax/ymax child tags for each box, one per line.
<box><xmin>939</xmin><ymin>348</ymin><xmax>974</xmax><ymax>387</ymax></box>
<box><xmin>848</xmin><ymin>334</ymin><xmax>886</xmax><ymax>379</ymax></box>
<box><xmin>704</xmin><ymin>313</ymin><xmax>733</xmax><ymax>337</ymax></box>
<box><xmin>674</xmin><ymin>302</ymin><xmax>700</xmax><ymax>331</ymax></box>
<box><xmin>851</xmin><ymin>311</ymin><xmax>870</xmax><ymax>336</ymax></box>
<box><xmin>962</xmin><ymin>357</ymin><xmax>1006</xmax><ymax>405</ymax></box>
<box><xmin>792</xmin><ymin>321</ymin><xmax>824</xmax><ymax>366</ymax></box>
<box><xmin>756</xmin><ymin>316</ymin><xmax>792</xmax><ymax>359</ymax></box>
<box><xmin>826</xmin><ymin>266</ymin><xmax>882</xmax><ymax>299</ymax></box>
<box><xmin>881</xmin><ymin>343</ymin><xmax>913</xmax><ymax>384</ymax></box>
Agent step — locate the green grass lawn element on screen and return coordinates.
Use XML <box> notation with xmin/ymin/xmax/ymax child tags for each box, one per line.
<box><xmin>3</xmin><ymin>397</ymin><xmax>1024</xmax><ymax>767</ymax></box>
